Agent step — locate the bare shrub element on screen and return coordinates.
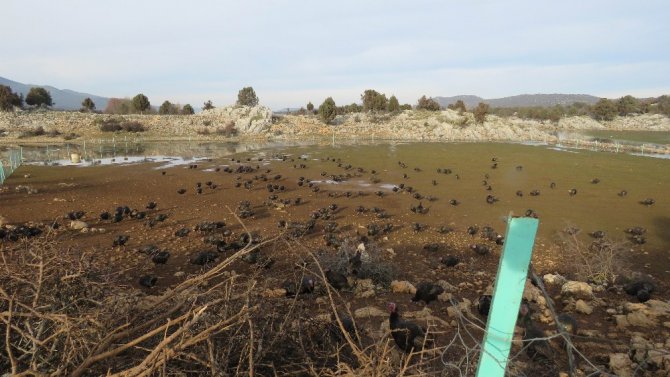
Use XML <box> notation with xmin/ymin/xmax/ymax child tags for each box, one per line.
<box><xmin>99</xmin><ymin>119</ymin><xmax>145</xmax><ymax>132</ymax></box>
<box><xmin>63</xmin><ymin>133</ymin><xmax>79</xmax><ymax>140</ymax></box>
<box><xmin>558</xmin><ymin>230</ymin><xmax>629</xmax><ymax>284</ymax></box>
<box><xmin>196</xmin><ymin>127</ymin><xmax>211</xmax><ymax>135</ymax></box>
<box><xmin>318</xmin><ymin>237</ymin><xmax>395</xmax><ymax>287</ymax></box>
<box><xmin>18</xmin><ymin>126</ymin><xmax>46</xmax><ymax>138</ymax></box>
<box><xmin>121</xmin><ymin>121</ymin><xmax>145</xmax><ymax>132</ymax></box>
<box><xmin>98</xmin><ymin>119</ymin><xmax>122</xmax><ymax>132</ymax></box>
<box><xmin>216</xmin><ymin>121</ymin><xmax>238</xmax><ymax>137</ymax></box>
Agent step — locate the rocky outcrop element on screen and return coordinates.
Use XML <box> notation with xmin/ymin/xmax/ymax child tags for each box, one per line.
<box><xmin>0</xmin><ymin>105</ymin><xmax>273</xmax><ymax>139</ymax></box>
<box><xmin>269</xmin><ymin>110</ymin><xmax>670</xmax><ymax>143</ymax></box>
<box><xmin>199</xmin><ymin>105</ymin><xmax>272</xmax><ymax>134</ymax></box>
<box><xmin>1</xmin><ymin>107</ymin><xmax>669</xmax><ymax>144</ymax></box>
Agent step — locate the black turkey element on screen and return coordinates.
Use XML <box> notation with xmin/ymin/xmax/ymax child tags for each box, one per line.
<box><xmin>411</xmin><ymin>282</ymin><xmax>444</xmax><ymax>305</ymax></box>
<box><xmin>387</xmin><ymin>302</ymin><xmax>426</xmax><ymax>353</ymax></box>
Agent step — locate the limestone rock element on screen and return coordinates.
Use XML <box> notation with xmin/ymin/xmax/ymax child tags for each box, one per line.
<box><xmin>609</xmin><ymin>353</ymin><xmax>632</xmax><ymax>377</ymax></box>
<box><xmin>561</xmin><ymin>281</ymin><xmax>593</xmax><ymax>300</ymax></box>
<box><xmin>69</xmin><ymin>220</ymin><xmax>89</xmax><ymax>230</ymax></box>
<box><xmin>626</xmin><ymin>311</ymin><xmax>657</xmax><ymax>328</ymax></box>
<box><xmin>575</xmin><ymin>299</ymin><xmax>594</xmax><ymax>315</ymax></box>
<box><xmin>355</xmin><ymin>279</ymin><xmax>374</xmax><ymax>291</ymax></box>
<box><xmin>354</xmin><ymin>306</ymin><xmax>386</xmax><ymax>319</ymax></box>
<box><xmin>199</xmin><ymin>105</ymin><xmax>272</xmax><ymax>134</ymax></box>
<box><xmin>543</xmin><ymin>273</ymin><xmax>567</xmax><ymax>286</ymax></box>
<box><xmin>390</xmin><ymin>280</ymin><xmax>416</xmax><ymax>294</ymax></box>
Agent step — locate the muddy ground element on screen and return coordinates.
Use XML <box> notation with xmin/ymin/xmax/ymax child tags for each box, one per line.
<box><xmin>1</xmin><ymin>144</ymin><xmax>669</xmax><ymax>375</ymax></box>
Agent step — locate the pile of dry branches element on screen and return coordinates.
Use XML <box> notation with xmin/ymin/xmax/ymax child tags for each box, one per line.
<box><xmin>1</xmin><ymin>227</ymin><xmax>451</xmax><ymax>376</ymax></box>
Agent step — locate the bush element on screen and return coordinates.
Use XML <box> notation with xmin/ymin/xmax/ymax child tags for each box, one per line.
<box><xmin>216</xmin><ymin>121</ymin><xmax>238</xmax><ymax>137</ymax></box>
<box><xmin>592</xmin><ymin>98</ymin><xmax>617</xmax><ymax>121</ymax></box>
<box><xmin>182</xmin><ymin>104</ymin><xmax>195</xmax><ymax>115</ymax></box>
<box><xmin>158</xmin><ymin>100</ymin><xmax>179</xmax><ymax>115</ymax></box>
<box><xmin>559</xmin><ymin>230</ymin><xmax>628</xmax><ymax>285</ymax></box>
<box><xmin>361</xmin><ymin>90</ymin><xmax>388</xmax><ymax>112</ymax></box>
<box><xmin>99</xmin><ymin>119</ymin><xmax>146</xmax><ymax>132</ymax></box>
<box><xmin>387</xmin><ymin>95</ymin><xmax>400</xmax><ymax>113</ymax></box>
<box><xmin>104</xmin><ymin>98</ymin><xmax>133</xmax><ymax>114</ymax></box>
<box><xmin>447</xmin><ymin>100</ymin><xmax>467</xmax><ymax>113</ymax></box>
<box><xmin>202</xmin><ymin>100</ymin><xmax>215</xmax><ymax>110</ymax></box>
<box><xmin>318</xmin><ymin>97</ymin><xmax>337</xmax><ymax>124</ymax></box>
<box><xmin>99</xmin><ymin>120</ymin><xmax>123</xmax><ymax>132</ymax></box>
<box><xmin>122</xmin><ymin>121</ymin><xmax>146</xmax><ymax>132</ymax></box>
<box><xmin>0</xmin><ymin>85</ymin><xmax>23</xmax><ymax>111</ymax></box>
<box><xmin>306</xmin><ymin>102</ymin><xmax>314</xmax><ymax>112</ymax></box>
<box><xmin>473</xmin><ymin>102</ymin><xmax>490</xmax><ymax>123</ymax></box>
<box><xmin>416</xmin><ymin>95</ymin><xmax>441</xmax><ymax>111</ymax></box>
<box><xmin>131</xmin><ymin>93</ymin><xmax>151</xmax><ymax>113</ymax></box>
<box><xmin>617</xmin><ymin>95</ymin><xmax>640</xmax><ymax>115</ymax></box>
<box><xmin>318</xmin><ymin>237</ymin><xmax>395</xmax><ymax>288</ymax></box>
<box><xmin>25</xmin><ymin>87</ymin><xmax>53</xmax><ymax>107</ymax></box>
<box><xmin>237</xmin><ymin>87</ymin><xmax>259</xmax><ymax>107</ymax></box>
<box><xmin>63</xmin><ymin>133</ymin><xmax>79</xmax><ymax>140</ymax></box>
<box><xmin>18</xmin><ymin>126</ymin><xmax>46</xmax><ymax>138</ymax></box>
<box><xmin>81</xmin><ymin>97</ymin><xmax>95</xmax><ymax>112</ymax></box>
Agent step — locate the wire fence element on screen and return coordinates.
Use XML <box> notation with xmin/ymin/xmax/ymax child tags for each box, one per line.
<box><xmin>0</xmin><ymin>147</ymin><xmax>22</xmax><ymax>185</ymax></box>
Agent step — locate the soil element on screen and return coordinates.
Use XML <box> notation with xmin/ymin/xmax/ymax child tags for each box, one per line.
<box><xmin>1</xmin><ymin>143</ymin><xmax>669</xmax><ymax>375</ymax></box>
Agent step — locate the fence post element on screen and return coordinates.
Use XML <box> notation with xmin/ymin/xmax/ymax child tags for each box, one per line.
<box><xmin>476</xmin><ymin>216</ymin><xmax>538</xmax><ymax>377</ymax></box>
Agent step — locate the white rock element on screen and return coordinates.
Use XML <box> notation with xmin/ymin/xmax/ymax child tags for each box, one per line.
<box><xmin>354</xmin><ymin>306</ymin><xmax>386</xmax><ymax>318</ymax></box>
<box><xmin>543</xmin><ymin>273</ymin><xmax>567</xmax><ymax>286</ymax></box>
<box><xmin>561</xmin><ymin>281</ymin><xmax>593</xmax><ymax>299</ymax></box>
<box><xmin>575</xmin><ymin>299</ymin><xmax>593</xmax><ymax>315</ymax></box>
<box><xmin>390</xmin><ymin>280</ymin><xmax>416</xmax><ymax>294</ymax></box>
<box><xmin>70</xmin><ymin>220</ymin><xmax>89</xmax><ymax>230</ymax></box>
<box><xmin>609</xmin><ymin>353</ymin><xmax>632</xmax><ymax>377</ymax></box>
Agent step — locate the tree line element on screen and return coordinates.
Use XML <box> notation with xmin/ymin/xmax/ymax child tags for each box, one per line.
<box><xmin>0</xmin><ymin>86</ymin><xmax>261</xmax><ymax>115</ymax></box>
<box><xmin>2</xmin><ymin>84</ymin><xmax>670</xmax><ymax>124</ymax></box>
<box><xmin>489</xmin><ymin>95</ymin><xmax>670</xmax><ymax>122</ymax></box>
<box><xmin>312</xmin><ymin>89</ymin><xmax>489</xmax><ymax>124</ymax></box>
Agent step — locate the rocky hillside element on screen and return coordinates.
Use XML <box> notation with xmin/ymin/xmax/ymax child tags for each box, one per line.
<box><xmin>1</xmin><ymin>108</ymin><xmax>669</xmax><ymax>147</ymax></box>
<box><xmin>0</xmin><ymin>105</ymin><xmax>273</xmax><ymax>140</ymax></box>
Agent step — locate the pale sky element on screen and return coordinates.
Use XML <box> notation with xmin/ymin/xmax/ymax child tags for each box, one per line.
<box><xmin>3</xmin><ymin>0</ymin><xmax>669</xmax><ymax>110</ymax></box>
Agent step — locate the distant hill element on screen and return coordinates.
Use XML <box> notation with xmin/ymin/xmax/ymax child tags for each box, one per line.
<box><xmin>433</xmin><ymin>94</ymin><xmax>601</xmax><ymax>109</ymax></box>
<box><xmin>0</xmin><ymin>76</ymin><xmax>110</xmax><ymax>111</ymax></box>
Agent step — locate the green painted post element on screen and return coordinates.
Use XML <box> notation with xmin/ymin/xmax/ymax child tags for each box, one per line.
<box><xmin>476</xmin><ymin>216</ymin><xmax>539</xmax><ymax>377</ymax></box>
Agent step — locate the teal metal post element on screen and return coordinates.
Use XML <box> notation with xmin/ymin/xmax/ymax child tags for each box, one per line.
<box><xmin>476</xmin><ymin>216</ymin><xmax>538</xmax><ymax>377</ymax></box>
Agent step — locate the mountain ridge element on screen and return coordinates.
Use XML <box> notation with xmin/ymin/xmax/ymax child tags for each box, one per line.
<box><xmin>0</xmin><ymin>76</ymin><xmax>110</xmax><ymax>111</ymax></box>
<box><xmin>433</xmin><ymin>93</ymin><xmax>601</xmax><ymax>109</ymax></box>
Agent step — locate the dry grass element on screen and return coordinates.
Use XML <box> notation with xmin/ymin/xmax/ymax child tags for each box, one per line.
<box><xmin>557</xmin><ymin>227</ymin><xmax>629</xmax><ymax>285</ymax></box>
<box><xmin>0</xmin><ymin>216</ymin><xmax>448</xmax><ymax>376</ymax></box>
